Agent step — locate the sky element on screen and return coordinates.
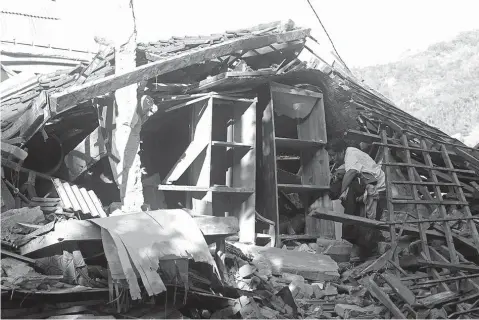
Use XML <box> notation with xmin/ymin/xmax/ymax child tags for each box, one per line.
<box><xmin>57</xmin><ymin>0</ymin><xmax>479</xmax><ymax>67</ymax></box>
<box><xmin>3</xmin><ymin>0</ymin><xmax>479</xmax><ymax>67</ymax></box>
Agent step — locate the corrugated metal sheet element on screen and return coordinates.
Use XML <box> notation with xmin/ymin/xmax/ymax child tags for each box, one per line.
<box><xmin>52</xmin><ymin>178</ymin><xmax>107</xmax><ymax>218</ymax></box>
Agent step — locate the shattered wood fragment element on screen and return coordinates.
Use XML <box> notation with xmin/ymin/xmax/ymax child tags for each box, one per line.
<box><xmin>359</xmin><ymin>250</ymin><xmax>392</xmax><ymax>276</ymax></box>
<box><xmin>366</xmin><ymin>277</ymin><xmax>406</xmax><ymax>319</ymax></box>
<box><xmin>19</xmin><ymin>220</ymin><xmax>101</xmax><ymax>256</ymax></box>
<box><xmin>382</xmin><ymin>272</ymin><xmax>416</xmax><ymax>305</ymax></box>
<box><xmin>14</xmin><ymin>221</ymin><xmax>56</xmax><ymax>247</ymax></box>
<box><xmin>334</xmin><ymin>304</ymin><xmax>384</xmax><ymax>319</ymax></box>
<box><xmin>417</xmin><ymin>291</ymin><xmax>457</xmax><ymax>308</ymax></box>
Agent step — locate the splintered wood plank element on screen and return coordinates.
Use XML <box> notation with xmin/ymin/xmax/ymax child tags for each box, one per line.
<box><xmin>382</xmin><ymin>272</ymin><xmax>416</xmax><ymax>305</ymax></box>
<box><xmin>163</xmin><ymin>140</ymin><xmax>209</xmax><ymax>184</ymax></box>
<box><xmin>19</xmin><ymin>220</ymin><xmax>101</xmax><ymax>256</ymax></box>
<box><xmin>49</xmin><ymin>29</ymin><xmax>311</xmax><ymax>114</ymax></box>
<box><xmin>367</xmin><ymin>277</ymin><xmax>406</xmax><ymax>319</ymax></box>
<box><xmin>417</xmin><ymin>291</ymin><xmax>457</xmax><ymax>308</ymax></box>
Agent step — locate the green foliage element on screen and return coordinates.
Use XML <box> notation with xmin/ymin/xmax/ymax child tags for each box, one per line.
<box><xmin>352</xmin><ymin>30</ymin><xmax>479</xmax><ymax>145</ymax></box>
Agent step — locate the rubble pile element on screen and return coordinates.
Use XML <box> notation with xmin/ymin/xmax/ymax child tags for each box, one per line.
<box><xmin>2</xmin><ymin>18</ymin><xmax>479</xmax><ymax>319</ymax></box>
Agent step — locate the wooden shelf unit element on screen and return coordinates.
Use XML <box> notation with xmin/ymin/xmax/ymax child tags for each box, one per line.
<box><xmin>158</xmin><ymin>95</ymin><xmax>257</xmax><ymax>244</ymax></box>
<box><xmin>257</xmin><ymin>82</ymin><xmax>332</xmax><ymax>247</ymax></box>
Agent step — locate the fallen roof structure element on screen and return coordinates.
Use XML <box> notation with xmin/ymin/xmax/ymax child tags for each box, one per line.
<box><xmin>2</xmin><ymin>19</ymin><xmax>479</xmax><ymax>319</ymax></box>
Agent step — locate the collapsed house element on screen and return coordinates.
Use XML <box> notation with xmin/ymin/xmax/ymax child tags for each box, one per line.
<box><xmin>2</xmin><ymin>20</ymin><xmax>479</xmax><ymax>319</ymax></box>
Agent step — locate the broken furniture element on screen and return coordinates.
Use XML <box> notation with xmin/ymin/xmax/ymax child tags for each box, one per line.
<box><xmin>257</xmin><ymin>81</ymin><xmax>331</xmax><ymax>247</ymax></box>
<box><xmin>158</xmin><ymin>94</ymin><xmax>256</xmax><ymax>244</ymax></box>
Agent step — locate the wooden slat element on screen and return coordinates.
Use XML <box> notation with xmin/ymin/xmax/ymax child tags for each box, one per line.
<box><xmin>420</xmin><ymin>140</ymin><xmax>459</xmax><ymax>264</ymax></box>
<box><xmin>79</xmin><ymin>187</ymin><xmax>99</xmax><ymax>217</ymax></box>
<box><xmin>401</xmin><ymin>135</ymin><xmax>449</xmax><ymax>291</ymax></box>
<box><xmin>211</xmin><ymin>141</ymin><xmax>253</xmax><ymax>149</ymax></box>
<box><xmin>277</xmin><ymin>184</ymin><xmax>329</xmax><ymax>193</ymax></box>
<box><xmin>454</xmin><ymin>147</ymin><xmax>479</xmax><ymax>173</ymax></box>
<box><xmin>391</xmin><ymin>180</ymin><xmax>460</xmax><ymax>187</ymax></box>
<box><xmin>429</xmin><ymin>247</ymin><xmax>479</xmax><ymax>292</ymax></box>
<box><xmin>52</xmin><ymin>178</ymin><xmax>72</xmax><ymax>210</ymax></box>
<box><xmin>310</xmin><ymin>210</ymin><xmax>477</xmax><ymax>251</ymax></box>
<box><xmin>373</xmin><ymin>142</ymin><xmax>442</xmax><ymax>154</ymax></box>
<box><xmin>440</xmin><ymin>145</ymin><xmax>479</xmax><ymax>255</ymax></box>
<box><xmin>382</xmin><ymin>162</ymin><xmax>475</xmax><ymax>174</ymax></box>
<box><xmin>381</xmin><ymin>130</ymin><xmax>399</xmax><ymax>269</ymax></box>
<box><xmin>49</xmin><ymin>29</ymin><xmax>311</xmax><ymax>114</ymax></box>
<box><xmin>62</xmin><ymin>182</ymin><xmax>82</xmax><ymax>212</ymax></box>
<box><xmin>70</xmin><ymin>184</ymin><xmax>91</xmax><ymax>215</ymax></box>
<box><xmin>391</xmin><ymin>199</ymin><xmax>468</xmax><ymax>206</ymax></box>
<box><xmin>157</xmin><ymin>185</ymin><xmax>254</xmax><ymax>193</ymax></box>
<box><xmin>88</xmin><ymin>190</ymin><xmax>107</xmax><ymax>218</ymax></box>
<box><xmin>367</xmin><ymin>277</ymin><xmax>406</xmax><ymax>319</ymax></box>
<box><xmin>274</xmin><ymin>137</ymin><xmax>325</xmax><ymax>149</ymax></box>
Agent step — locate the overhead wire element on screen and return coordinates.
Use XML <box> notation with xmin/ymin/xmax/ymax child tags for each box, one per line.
<box><xmin>305</xmin><ymin>0</ymin><xmax>352</xmax><ymax>73</ymax></box>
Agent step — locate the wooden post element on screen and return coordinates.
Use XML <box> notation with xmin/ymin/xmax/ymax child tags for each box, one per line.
<box><xmin>109</xmin><ymin>0</ymin><xmax>144</xmax><ymax>212</ymax></box>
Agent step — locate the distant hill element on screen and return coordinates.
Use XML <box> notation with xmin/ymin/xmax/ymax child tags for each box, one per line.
<box><xmin>352</xmin><ymin>29</ymin><xmax>479</xmax><ymax>147</ymax></box>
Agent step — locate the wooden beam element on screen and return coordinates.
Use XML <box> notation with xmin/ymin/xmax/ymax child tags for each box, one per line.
<box><xmin>454</xmin><ymin>147</ymin><xmax>479</xmax><ymax>173</ymax></box>
<box><xmin>309</xmin><ymin>210</ymin><xmax>477</xmax><ymax>251</ymax></box>
<box><xmin>366</xmin><ymin>277</ymin><xmax>406</xmax><ymax>319</ymax></box>
<box><xmin>49</xmin><ymin>29</ymin><xmax>311</xmax><ymax>114</ymax></box>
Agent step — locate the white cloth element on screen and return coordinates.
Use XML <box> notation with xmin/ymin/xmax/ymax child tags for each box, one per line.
<box><xmin>344</xmin><ymin>147</ymin><xmax>386</xmax><ymax>192</ymax></box>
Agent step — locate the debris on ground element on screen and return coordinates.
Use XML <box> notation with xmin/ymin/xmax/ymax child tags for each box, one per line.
<box><xmin>2</xmin><ymin>18</ymin><xmax>479</xmax><ymax>319</ymax></box>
